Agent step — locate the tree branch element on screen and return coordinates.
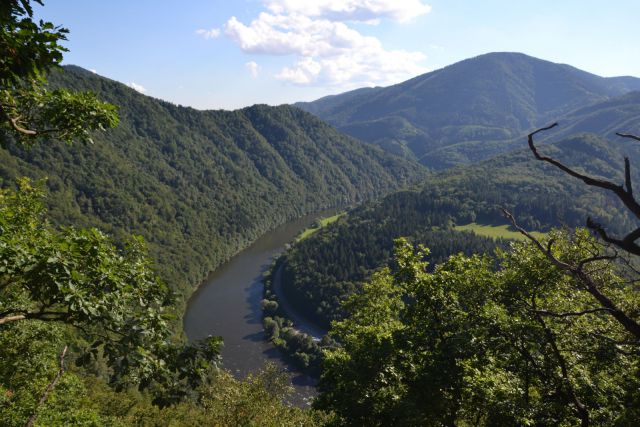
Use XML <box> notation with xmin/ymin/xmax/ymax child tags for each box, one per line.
<box><xmin>0</xmin><ymin>103</ymin><xmax>66</xmax><ymax>140</ymax></box>
<box><xmin>615</xmin><ymin>132</ymin><xmax>640</xmax><ymax>143</ymax></box>
<box><xmin>0</xmin><ymin>314</ymin><xmax>26</xmax><ymax>324</ymax></box>
<box><xmin>535</xmin><ymin>308</ymin><xmax>613</xmax><ymax>318</ymax></box>
<box><xmin>25</xmin><ymin>345</ymin><xmax>68</xmax><ymax>427</ymax></box>
<box><xmin>531</xmin><ymin>298</ymin><xmax>590</xmax><ymax>426</ymax></box>
<box><xmin>503</xmin><ymin>209</ymin><xmax>640</xmax><ymax>340</ymax></box>
<box><xmin>0</xmin><ymin>309</ymin><xmax>70</xmax><ymax>325</ymax></box>
<box><xmin>586</xmin><ymin>218</ymin><xmax>640</xmax><ymax>256</ymax></box>
<box><xmin>529</xmin><ymin>124</ymin><xmax>640</xmax><ymax>257</ymax></box>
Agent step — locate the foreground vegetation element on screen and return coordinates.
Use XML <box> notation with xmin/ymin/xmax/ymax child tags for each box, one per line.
<box><xmin>316</xmin><ymin>232</ymin><xmax>640</xmax><ymax>425</ymax></box>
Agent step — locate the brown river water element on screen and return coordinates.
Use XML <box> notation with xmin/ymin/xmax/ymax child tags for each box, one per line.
<box><xmin>183</xmin><ymin>209</ymin><xmax>337</xmax><ymax>406</ymax></box>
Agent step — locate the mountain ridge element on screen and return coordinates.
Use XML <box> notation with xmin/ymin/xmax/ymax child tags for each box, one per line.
<box><xmin>295</xmin><ymin>52</ymin><xmax>640</xmax><ymax>168</ymax></box>
<box><xmin>0</xmin><ymin>65</ymin><xmax>426</xmax><ymax>301</ymax></box>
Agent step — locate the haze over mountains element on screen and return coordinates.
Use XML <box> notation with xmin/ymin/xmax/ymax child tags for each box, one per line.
<box><xmin>296</xmin><ymin>52</ymin><xmax>640</xmax><ymax>169</ymax></box>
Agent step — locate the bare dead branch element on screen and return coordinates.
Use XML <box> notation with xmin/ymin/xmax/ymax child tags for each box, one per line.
<box><xmin>501</xmin><ymin>208</ymin><xmax>571</xmax><ymax>269</ymax></box>
<box><xmin>625</xmin><ymin>157</ymin><xmax>633</xmax><ymax>196</ymax></box>
<box><xmin>535</xmin><ymin>308</ymin><xmax>613</xmax><ymax>318</ymax></box>
<box><xmin>25</xmin><ymin>345</ymin><xmax>68</xmax><ymax>427</ymax></box>
<box><xmin>0</xmin><ymin>309</ymin><xmax>70</xmax><ymax>325</ymax></box>
<box><xmin>586</xmin><ymin>218</ymin><xmax>640</xmax><ymax>256</ymax></box>
<box><xmin>531</xmin><ymin>298</ymin><xmax>590</xmax><ymax>426</ymax></box>
<box><xmin>576</xmin><ymin>255</ymin><xmax>618</xmax><ymax>270</ymax></box>
<box><xmin>528</xmin><ymin>124</ymin><xmax>640</xmax><ymax>258</ymax></box>
<box><xmin>503</xmin><ymin>209</ymin><xmax>640</xmax><ymax>340</ymax></box>
<box><xmin>615</xmin><ymin>132</ymin><xmax>640</xmax><ymax>143</ymax></box>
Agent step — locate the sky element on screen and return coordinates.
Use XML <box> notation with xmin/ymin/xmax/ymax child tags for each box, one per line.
<box><xmin>36</xmin><ymin>0</ymin><xmax>640</xmax><ymax>110</ymax></box>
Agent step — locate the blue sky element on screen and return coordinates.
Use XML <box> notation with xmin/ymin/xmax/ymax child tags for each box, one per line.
<box><xmin>37</xmin><ymin>0</ymin><xmax>640</xmax><ymax>110</ymax></box>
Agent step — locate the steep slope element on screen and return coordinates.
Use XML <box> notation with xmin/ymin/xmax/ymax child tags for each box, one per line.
<box><xmin>0</xmin><ymin>66</ymin><xmax>426</xmax><ymax>301</ymax></box>
<box><xmin>423</xmin><ymin>90</ymin><xmax>640</xmax><ymax>169</ymax></box>
<box><xmin>296</xmin><ymin>52</ymin><xmax>640</xmax><ymax>168</ymax></box>
<box><xmin>279</xmin><ymin>132</ymin><xmax>640</xmax><ymax>326</ymax></box>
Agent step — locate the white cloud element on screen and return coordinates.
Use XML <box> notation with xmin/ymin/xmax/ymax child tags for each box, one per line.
<box><xmin>224</xmin><ymin>12</ymin><xmax>427</xmax><ymax>86</ymax></box>
<box><xmin>127</xmin><ymin>82</ymin><xmax>147</xmax><ymax>93</ymax></box>
<box><xmin>196</xmin><ymin>28</ymin><xmax>221</xmax><ymax>39</ymax></box>
<box><xmin>264</xmin><ymin>0</ymin><xmax>431</xmax><ymax>23</ymax></box>
<box><xmin>245</xmin><ymin>61</ymin><xmax>261</xmax><ymax>78</ymax></box>
<box><xmin>89</xmin><ymin>68</ymin><xmax>97</xmax><ymax>74</ymax></box>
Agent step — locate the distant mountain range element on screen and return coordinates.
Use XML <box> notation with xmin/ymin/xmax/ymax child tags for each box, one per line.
<box><xmin>0</xmin><ymin>66</ymin><xmax>426</xmax><ymax>300</ymax></box>
<box><xmin>296</xmin><ymin>52</ymin><xmax>640</xmax><ymax>169</ymax></box>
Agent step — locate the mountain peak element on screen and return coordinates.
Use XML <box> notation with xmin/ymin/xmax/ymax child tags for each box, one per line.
<box><xmin>296</xmin><ymin>53</ymin><xmax>640</xmax><ymax>169</ymax></box>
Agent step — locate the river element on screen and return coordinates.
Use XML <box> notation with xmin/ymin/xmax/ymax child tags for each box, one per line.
<box><xmin>183</xmin><ymin>210</ymin><xmax>336</xmax><ymax>405</ymax></box>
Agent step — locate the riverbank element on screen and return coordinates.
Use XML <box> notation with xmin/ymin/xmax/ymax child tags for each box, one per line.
<box><xmin>261</xmin><ymin>256</ymin><xmax>330</xmax><ymax>376</ymax></box>
<box><xmin>183</xmin><ymin>209</ymin><xmax>339</xmax><ymax>406</ymax></box>
<box><xmin>271</xmin><ymin>262</ymin><xmax>327</xmax><ymax>340</ymax></box>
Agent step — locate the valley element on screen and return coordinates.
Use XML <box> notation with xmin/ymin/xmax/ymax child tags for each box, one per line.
<box><xmin>2</xmin><ymin>1</ymin><xmax>640</xmax><ymax>422</ymax></box>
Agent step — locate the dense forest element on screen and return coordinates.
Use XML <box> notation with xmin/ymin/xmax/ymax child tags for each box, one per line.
<box><xmin>3</xmin><ymin>1</ymin><xmax>640</xmax><ymax>425</ymax></box>
<box><xmin>0</xmin><ymin>65</ymin><xmax>425</xmax><ymax>305</ymax></box>
<box><xmin>280</xmin><ymin>132</ymin><xmax>639</xmax><ymax>326</ymax></box>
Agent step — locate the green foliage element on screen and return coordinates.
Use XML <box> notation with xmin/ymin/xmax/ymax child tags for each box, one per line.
<box><xmin>0</xmin><ymin>179</ymin><xmax>173</xmax><ymax>385</ymax></box>
<box><xmin>0</xmin><ymin>1</ymin><xmax>118</xmax><ymax>144</ymax></box>
<box><xmin>199</xmin><ymin>364</ymin><xmax>332</xmax><ymax>426</ymax></box>
<box><xmin>0</xmin><ymin>325</ymin><xmax>325</xmax><ymax>426</ymax></box>
<box><xmin>0</xmin><ymin>180</ymin><xmax>227</xmax><ymax>422</ymax></box>
<box><xmin>0</xmin><ymin>0</ymin><xmax>66</xmax><ymax>82</ymax></box>
<box><xmin>317</xmin><ymin>233</ymin><xmax>640</xmax><ymax>425</ymax></box>
<box><xmin>279</xmin><ymin>133</ymin><xmax>638</xmax><ymax>327</ymax></box>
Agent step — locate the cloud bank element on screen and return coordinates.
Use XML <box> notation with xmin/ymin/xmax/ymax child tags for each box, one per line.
<box><xmin>214</xmin><ymin>0</ymin><xmax>431</xmax><ymax>87</ymax></box>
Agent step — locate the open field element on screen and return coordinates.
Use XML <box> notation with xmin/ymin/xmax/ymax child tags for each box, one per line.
<box><xmin>454</xmin><ymin>223</ymin><xmax>546</xmax><ymax>241</ymax></box>
<box><xmin>297</xmin><ymin>213</ymin><xmax>345</xmax><ymax>241</ymax></box>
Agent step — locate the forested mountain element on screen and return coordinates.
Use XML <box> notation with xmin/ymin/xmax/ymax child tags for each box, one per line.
<box><xmin>424</xmin><ymin>90</ymin><xmax>640</xmax><ymax>168</ymax></box>
<box><xmin>296</xmin><ymin>52</ymin><xmax>640</xmax><ymax>168</ymax></box>
<box><xmin>281</xmin><ymin>132</ymin><xmax>640</xmax><ymax>326</ymax></box>
<box><xmin>0</xmin><ymin>66</ymin><xmax>426</xmax><ymax>302</ymax></box>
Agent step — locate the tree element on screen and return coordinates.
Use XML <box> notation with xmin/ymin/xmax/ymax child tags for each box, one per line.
<box><xmin>0</xmin><ymin>179</ymin><xmax>223</xmax><ymax>395</ymax></box>
<box><xmin>504</xmin><ymin>123</ymin><xmax>640</xmax><ymax>340</ymax></box>
<box><xmin>0</xmin><ymin>1</ymin><xmax>224</xmax><ymax>421</ymax></box>
<box><xmin>316</xmin><ymin>235</ymin><xmax>639</xmax><ymax>425</ymax></box>
<box><xmin>1</xmin><ymin>0</ymin><xmax>118</xmax><ymax>144</ymax></box>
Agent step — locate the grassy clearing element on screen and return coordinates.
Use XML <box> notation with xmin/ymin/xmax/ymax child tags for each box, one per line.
<box><xmin>297</xmin><ymin>213</ymin><xmax>345</xmax><ymax>241</ymax></box>
<box><xmin>454</xmin><ymin>223</ymin><xmax>546</xmax><ymax>241</ymax></box>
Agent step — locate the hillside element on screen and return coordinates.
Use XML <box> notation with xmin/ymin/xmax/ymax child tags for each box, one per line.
<box><xmin>424</xmin><ymin>90</ymin><xmax>640</xmax><ymax>168</ymax></box>
<box><xmin>296</xmin><ymin>52</ymin><xmax>640</xmax><ymax>168</ymax></box>
<box><xmin>0</xmin><ymin>66</ymin><xmax>426</xmax><ymax>303</ymax></box>
<box><xmin>279</xmin><ymin>132</ymin><xmax>640</xmax><ymax>326</ymax></box>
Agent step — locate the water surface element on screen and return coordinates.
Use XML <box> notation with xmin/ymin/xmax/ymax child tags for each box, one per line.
<box><xmin>183</xmin><ymin>210</ymin><xmax>336</xmax><ymax>404</ymax></box>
